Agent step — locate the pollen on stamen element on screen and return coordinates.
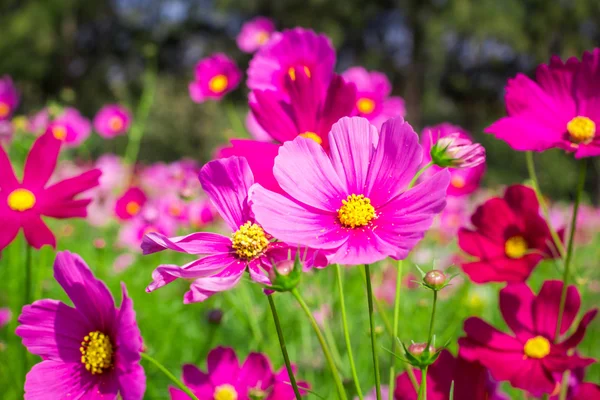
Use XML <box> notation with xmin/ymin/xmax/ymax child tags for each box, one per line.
<box><xmin>80</xmin><ymin>330</ymin><xmax>114</xmax><ymax>375</ymax></box>
<box><xmin>231</xmin><ymin>221</ymin><xmax>269</xmax><ymax>260</ymax></box>
<box><xmin>299</xmin><ymin>131</ymin><xmax>322</xmax><ymax>144</ymax></box>
<box><xmin>337</xmin><ymin>194</ymin><xmax>376</xmax><ymax>228</ymax></box>
<box><xmin>567</xmin><ymin>116</ymin><xmax>596</xmax><ymax>144</ymax></box>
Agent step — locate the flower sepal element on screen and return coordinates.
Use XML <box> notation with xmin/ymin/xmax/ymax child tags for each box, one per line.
<box><xmin>397</xmin><ymin>338</ymin><xmax>447</xmax><ymax>370</ymax></box>
<box><xmin>414</xmin><ymin>266</ymin><xmax>458</xmax><ymax>292</ymax></box>
<box><xmin>263</xmin><ymin>251</ymin><xmax>303</xmax><ymax>293</ymax></box>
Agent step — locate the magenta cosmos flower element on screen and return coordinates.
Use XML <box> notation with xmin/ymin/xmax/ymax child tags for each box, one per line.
<box><xmin>249</xmin><ymin>116</ymin><xmax>450</xmax><ymax>265</ymax></box>
<box><xmin>247</xmin><ymin>28</ymin><xmax>336</xmax><ymax>94</ymax></box>
<box><xmin>486</xmin><ymin>48</ymin><xmax>600</xmax><ymax>158</ymax></box>
<box><xmin>47</xmin><ymin>107</ymin><xmax>92</xmax><ymax>147</ymax></box>
<box><xmin>16</xmin><ymin>251</ymin><xmax>145</xmax><ymax>399</ymax></box>
<box><xmin>342</xmin><ymin>67</ymin><xmax>406</xmax><ymax>129</ymax></box>
<box><xmin>0</xmin><ymin>75</ymin><xmax>19</xmax><ymax>121</ymax></box>
<box><xmin>236</xmin><ymin>16</ymin><xmax>276</xmax><ymax>53</ymax></box>
<box><xmin>189</xmin><ymin>53</ymin><xmax>242</xmax><ymax>103</ymax></box>
<box><xmin>142</xmin><ymin>156</ymin><xmax>326</xmax><ymax>303</ymax></box>
<box><xmin>458</xmin><ymin>185</ymin><xmax>558</xmax><ymax>283</ymax></box>
<box><xmin>221</xmin><ymin>71</ymin><xmax>356</xmax><ymax>193</ymax></box>
<box><xmin>93</xmin><ymin>104</ymin><xmax>132</xmax><ymax>138</ymax></box>
<box><xmin>169</xmin><ymin>346</ymin><xmax>308</xmax><ymax>400</ymax></box>
<box><xmin>115</xmin><ymin>187</ymin><xmax>147</xmax><ymax>221</ymax></box>
<box><xmin>0</xmin><ymin>132</ymin><xmax>101</xmax><ymax>251</ymax></box>
<box><xmin>421</xmin><ymin>123</ymin><xmax>485</xmax><ymax>196</ymax></box>
<box><xmin>459</xmin><ymin>280</ymin><xmax>597</xmax><ymax>396</ymax></box>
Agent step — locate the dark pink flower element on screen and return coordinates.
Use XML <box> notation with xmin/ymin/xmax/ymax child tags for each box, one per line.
<box><xmin>48</xmin><ymin>107</ymin><xmax>92</xmax><ymax>147</ymax></box>
<box><xmin>16</xmin><ymin>251</ymin><xmax>145</xmax><ymax>399</ymax></box>
<box><xmin>114</xmin><ymin>187</ymin><xmax>147</xmax><ymax>221</ymax></box>
<box><xmin>0</xmin><ymin>75</ymin><xmax>19</xmax><ymax>121</ymax></box>
<box><xmin>236</xmin><ymin>17</ymin><xmax>276</xmax><ymax>53</ymax></box>
<box><xmin>189</xmin><ymin>53</ymin><xmax>242</xmax><ymax>103</ymax></box>
<box><xmin>249</xmin><ymin>116</ymin><xmax>449</xmax><ymax>265</ymax></box>
<box><xmin>342</xmin><ymin>67</ymin><xmax>405</xmax><ymax>129</ymax></box>
<box><xmin>0</xmin><ymin>133</ymin><xmax>101</xmax><ymax>251</ymax></box>
<box><xmin>142</xmin><ymin>156</ymin><xmax>326</xmax><ymax>303</ymax></box>
<box><xmin>459</xmin><ymin>281</ymin><xmax>597</xmax><ymax>396</ymax></box>
<box><xmin>458</xmin><ymin>185</ymin><xmax>557</xmax><ymax>283</ymax></box>
<box><xmin>93</xmin><ymin>104</ymin><xmax>132</xmax><ymax>138</ymax></box>
<box><xmin>486</xmin><ymin>48</ymin><xmax>600</xmax><ymax>158</ymax></box>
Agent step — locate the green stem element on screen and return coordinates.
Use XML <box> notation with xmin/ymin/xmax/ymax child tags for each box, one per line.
<box><xmin>140</xmin><ymin>352</ymin><xmax>199</xmax><ymax>400</ymax></box>
<box><xmin>364</xmin><ymin>264</ymin><xmax>382</xmax><ymax>400</ymax></box>
<box><xmin>267</xmin><ymin>295</ymin><xmax>302</xmax><ymax>400</ymax></box>
<box><xmin>388</xmin><ymin>260</ymin><xmax>403</xmax><ymax>400</ymax></box>
<box><xmin>291</xmin><ymin>288</ymin><xmax>348</xmax><ymax>400</ymax></box>
<box><xmin>558</xmin><ymin>370</ymin><xmax>570</xmax><ymax>400</ymax></box>
<box><xmin>408</xmin><ymin>161</ymin><xmax>434</xmax><ymax>189</ymax></box>
<box><xmin>335</xmin><ymin>264</ymin><xmax>363</xmax><ymax>399</ymax></box>
<box><xmin>525</xmin><ymin>152</ymin><xmax>565</xmax><ymax>258</ymax></box>
<box><xmin>417</xmin><ymin>367</ymin><xmax>427</xmax><ymax>400</ymax></box>
<box><xmin>555</xmin><ymin>160</ymin><xmax>586</xmax><ymax>341</ymax></box>
<box><xmin>426</xmin><ymin>291</ymin><xmax>438</xmax><ymax>347</ymax></box>
<box><xmin>225</xmin><ymin>101</ymin><xmax>247</xmax><ymax>137</ymax></box>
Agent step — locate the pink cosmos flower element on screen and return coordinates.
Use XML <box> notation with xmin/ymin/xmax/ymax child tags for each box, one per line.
<box><xmin>0</xmin><ymin>133</ymin><xmax>101</xmax><ymax>251</ymax></box>
<box><xmin>342</xmin><ymin>67</ymin><xmax>406</xmax><ymax>129</ymax></box>
<box><xmin>47</xmin><ymin>107</ymin><xmax>92</xmax><ymax>147</ymax></box>
<box><xmin>236</xmin><ymin>16</ymin><xmax>276</xmax><ymax>53</ymax></box>
<box><xmin>16</xmin><ymin>251</ymin><xmax>145</xmax><ymax>399</ymax></box>
<box><xmin>0</xmin><ymin>306</ymin><xmax>10</xmax><ymax>329</ymax></box>
<box><xmin>0</xmin><ymin>75</ymin><xmax>19</xmax><ymax>121</ymax></box>
<box><xmin>395</xmin><ymin>350</ymin><xmax>508</xmax><ymax>400</ymax></box>
<box><xmin>189</xmin><ymin>53</ymin><xmax>242</xmax><ymax>103</ymax></box>
<box><xmin>421</xmin><ymin>123</ymin><xmax>485</xmax><ymax>196</ymax></box>
<box><xmin>221</xmin><ymin>71</ymin><xmax>356</xmax><ymax>192</ymax></box>
<box><xmin>27</xmin><ymin>108</ymin><xmax>50</xmax><ymax>135</ymax></box>
<box><xmin>458</xmin><ymin>185</ymin><xmax>557</xmax><ymax>284</ymax></box>
<box><xmin>142</xmin><ymin>156</ymin><xmax>326</xmax><ymax>303</ymax></box>
<box><xmin>93</xmin><ymin>104</ymin><xmax>132</xmax><ymax>138</ymax></box>
<box><xmin>486</xmin><ymin>48</ymin><xmax>600</xmax><ymax>158</ymax></box>
<box><xmin>247</xmin><ymin>28</ymin><xmax>336</xmax><ymax>94</ymax></box>
<box><xmin>169</xmin><ymin>347</ymin><xmax>308</xmax><ymax>399</ymax></box>
<box><xmin>459</xmin><ymin>281</ymin><xmax>597</xmax><ymax>396</ymax></box>
<box><xmin>249</xmin><ymin>116</ymin><xmax>450</xmax><ymax>265</ymax></box>
<box><xmin>115</xmin><ymin>187</ymin><xmax>147</xmax><ymax>221</ymax></box>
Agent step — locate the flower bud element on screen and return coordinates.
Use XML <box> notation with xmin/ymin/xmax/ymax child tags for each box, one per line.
<box><xmin>430</xmin><ymin>133</ymin><xmax>485</xmax><ymax>169</ymax></box>
<box><xmin>206</xmin><ymin>308</ymin><xmax>223</xmax><ymax>325</ymax></box>
<box><xmin>407</xmin><ymin>342</ymin><xmax>434</xmax><ymax>356</ymax></box>
<box><xmin>265</xmin><ymin>253</ymin><xmax>302</xmax><ymax>292</ymax></box>
<box><xmin>423</xmin><ymin>270</ymin><xmax>446</xmax><ymax>290</ymax></box>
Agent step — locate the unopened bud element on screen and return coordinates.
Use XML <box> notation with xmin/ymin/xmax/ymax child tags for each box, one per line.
<box><xmin>430</xmin><ymin>133</ymin><xmax>485</xmax><ymax>169</ymax></box>
<box><xmin>407</xmin><ymin>342</ymin><xmax>434</xmax><ymax>356</ymax></box>
<box><xmin>268</xmin><ymin>259</ymin><xmax>294</xmax><ymax>282</ymax></box>
<box><xmin>206</xmin><ymin>308</ymin><xmax>223</xmax><ymax>325</ymax></box>
<box><xmin>424</xmin><ymin>270</ymin><xmax>446</xmax><ymax>290</ymax></box>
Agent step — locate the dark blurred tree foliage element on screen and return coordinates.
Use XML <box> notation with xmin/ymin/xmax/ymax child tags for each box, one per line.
<box><xmin>1</xmin><ymin>0</ymin><xmax>600</xmax><ymax>200</ymax></box>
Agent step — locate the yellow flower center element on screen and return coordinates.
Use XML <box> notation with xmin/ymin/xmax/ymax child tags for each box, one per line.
<box><xmin>523</xmin><ymin>336</ymin><xmax>551</xmax><ymax>359</ymax></box>
<box><xmin>108</xmin><ymin>116</ymin><xmax>124</xmax><ymax>132</ymax></box>
<box><xmin>337</xmin><ymin>194</ymin><xmax>376</xmax><ymax>228</ymax></box>
<box><xmin>12</xmin><ymin>116</ymin><xmax>27</xmax><ymax>130</ymax></box>
<box><xmin>126</xmin><ymin>201</ymin><xmax>141</xmax><ymax>216</ymax></box>
<box><xmin>255</xmin><ymin>31</ymin><xmax>269</xmax><ymax>45</ymax></box>
<box><xmin>80</xmin><ymin>331</ymin><xmax>113</xmax><ymax>375</ymax></box>
<box><xmin>52</xmin><ymin>125</ymin><xmax>67</xmax><ymax>141</ymax></box>
<box><xmin>288</xmin><ymin>66</ymin><xmax>311</xmax><ymax>81</ymax></box>
<box><xmin>567</xmin><ymin>116</ymin><xmax>595</xmax><ymax>144</ymax></box>
<box><xmin>0</xmin><ymin>102</ymin><xmax>10</xmax><ymax>118</ymax></box>
<box><xmin>505</xmin><ymin>235</ymin><xmax>528</xmax><ymax>259</ymax></box>
<box><xmin>7</xmin><ymin>188</ymin><xmax>36</xmax><ymax>211</ymax></box>
<box><xmin>231</xmin><ymin>221</ymin><xmax>269</xmax><ymax>260</ymax></box>
<box><xmin>299</xmin><ymin>131</ymin><xmax>322</xmax><ymax>144</ymax></box>
<box><xmin>450</xmin><ymin>176</ymin><xmax>466</xmax><ymax>189</ymax></box>
<box><xmin>214</xmin><ymin>384</ymin><xmax>238</xmax><ymax>400</ymax></box>
<box><xmin>209</xmin><ymin>74</ymin><xmax>229</xmax><ymax>93</ymax></box>
<box><xmin>356</xmin><ymin>97</ymin><xmax>376</xmax><ymax>114</ymax></box>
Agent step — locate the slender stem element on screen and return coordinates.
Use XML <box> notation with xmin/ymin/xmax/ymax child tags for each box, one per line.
<box><xmin>426</xmin><ymin>291</ymin><xmax>438</xmax><ymax>347</ymax></box>
<box><xmin>364</xmin><ymin>264</ymin><xmax>382</xmax><ymax>400</ymax></box>
<box><xmin>291</xmin><ymin>288</ymin><xmax>348</xmax><ymax>400</ymax></box>
<box><xmin>389</xmin><ymin>260</ymin><xmax>403</xmax><ymax>400</ymax></box>
<box><xmin>408</xmin><ymin>161</ymin><xmax>434</xmax><ymax>189</ymax></box>
<box><xmin>525</xmin><ymin>152</ymin><xmax>565</xmax><ymax>258</ymax></box>
<box><xmin>225</xmin><ymin>101</ymin><xmax>247</xmax><ymax>137</ymax></box>
<box><xmin>555</xmin><ymin>160</ymin><xmax>586</xmax><ymax>341</ymax></box>
<box><xmin>417</xmin><ymin>367</ymin><xmax>428</xmax><ymax>400</ymax></box>
<box><xmin>267</xmin><ymin>295</ymin><xmax>302</xmax><ymax>400</ymax></box>
<box><xmin>335</xmin><ymin>264</ymin><xmax>363</xmax><ymax>399</ymax></box>
<box><xmin>558</xmin><ymin>370</ymin><xmax>570</xmax><ymax>400</ymax></box>
<box><xmin>140</xmin><ymin>352</ymin><xmax>199</xmax><ymax>400</ymax></box>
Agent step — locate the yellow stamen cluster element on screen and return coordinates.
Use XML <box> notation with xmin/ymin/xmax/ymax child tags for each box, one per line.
<box><xmin>209</xmin><ymin>74</ymin><xmax>229</xmax><ymax>93</ymax></box>
<box><xmin>299</xmin><ymin>131</ymin><xmax>322</xmax><ymax>144</ymax></box>
<box><xmin>7</xmin><ymin>188</ymin><xmax>36</xmax><ymax>212</ymax></box>
<box><xmin>450</xmin><ymin>176</ymin><xmax>466</xmax><ymax>189</ymax></box>
<box><xmin>80</xmin><ymin>331</ymin><xmax>113</xmax><ymax>375</ymax></box>
<box><xmin>108</xmin><ymin>116</ymin><xmax>124</xmax><ymax>131</ymax></box>
<box><xmin>126</xmin><ymin>201</ymin><xmax>141</xmax><ymax>216</ymax></box>
<box><xmin>231</xmin><ymin>222</ymin><xmax>269</xmax><ymax>260</ymax></box>
<box><xmin>255</xmin><ymin>31</ymin><xmax>269</xmax><ymax>45</ymax></box>
<box><xmin>214</xmin><ymin>384</ymin><xmax>238</xmax><ymax>400</ymax></box>
<box><xmin>505</xmin><ymin>235</ymin><xmax>528</xmax><ymax>259</ymax></box>
<box><xmin>337</xmin><ymin>194</ymin><xmax>376</xmax><ymax>228</ymax></box>
<box><xmin>567</xmin><ymin>116</ymin><xmax>595</xmax><ymax>144</ymax></box>
<box><xmin>288</xmin><ymin>66</ymin><xmax>311</xmax><ymax>81</ymax></box>
<box><xmin>356</xmin><ymin>97</ymin><xmax>376</xmax><ymax>114</ymax></box>
<box><xmin>52</xmin><ymin>125</ymin><xmax>67</xmax><ymax>141</ymax></box>
<box><xmin>523</xmin><ymin>336</ymin><xmax>551</xmax><ymax>359</ymax></box>
<box><xmin>0</xmin><ymin>102</ymin><xmax>10</xmax><ymax>118</ymax></box>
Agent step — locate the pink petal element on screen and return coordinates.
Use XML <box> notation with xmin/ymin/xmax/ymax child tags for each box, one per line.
<box><xmin>24</xmin><ymin>361</ymin><xmax>97</xmax><ymax>400</ymax></box>
<box><xmin>41</xmin><ymin>199</ymin><xmax>92</xmax><ymax>219</ymax></box>
<box><xmin>533</xmin><ymin>280</ymin><xmax>580</xmax><ymax>338</ymax></box>
<box><xmin>0</xmin><ymin>209</ymin><xmax>20</xmax><ymax>251</ymax></box>
<box><xmin>141</xmin><ymin>231</ymin><xmax>231</xmax><ymax>255</ymax></box>
<box><xmin>115</xmin><ymin>284</ymin><xmax>142</xmax><ymax>367</ymax></box>
<box><xmin>117</xmin><ymin>362</ymin><xmax>146</xmax><ymax>400</ymax></box>
<box><xmin>316</xmin><ymin>75</ymin><xmax>357</xmax><ymax>142</ymax></box>
<box><xmin>184</xmin><ymin>265</ymin><xmax>246</xmax><ymax>304</ymax></box>
<box><xmin>460</xmin><ymin>257</ymin><xmax>538</xmax><ymax>284</ymax></box>
<box><xmin>182</xmin><ymin>364</ymin><xmax>210</xmax><ymax>387</ymax></box>
<box><xmin>239</xmin><ymin>352</ymin><xmax>274</xmax><ymax>390</ymax></box>
<box><xmin>23</xmin><ymin>132</ymin><xmax>62</xmax><ymax>189</ymax></box>
<box><xmin>22</xmin><ymin>214</ymin><xmax>56</xmax><ymax>249</ymax></box>
<box><xmin>327</xmin><ymin>227</ymin><xmax>397</xmax><ymax>265</ymax></box>
<box><xmin>458</xmin><ymin>228</ymin><xmax>505</xmax><ymax>259</ymax></box>
<box><xmin>199</xmin><ymin>157</ymin><xmax>254</xmax><ymax>232</ymax></box>
<box><xmin>462</xmin><ymin>317</ymin><xmax>523</xmax><ymax>351</ymax></box>
<box><xmin>250</xmin><ymin>88</ymin><xmax>300</xmax><ymax>143</ymax></box>
<box><xmin>207</xmin><ymin>347</ymin><xmax>240</xmax><ymax>386</ymax></box>
<box><xmin>499</xmin><ymin>283</ymin><xmax>536</xmax><ymax>340</ymax></box>
<box><xmin>0</xmin><ymin>143</ymin><xmax>18</xmax><ymax>191</ymax></box>
<box><xmin>557</xmin><ymin>309</ymin><xmax>598</xmax><ymax>350</ymax></box>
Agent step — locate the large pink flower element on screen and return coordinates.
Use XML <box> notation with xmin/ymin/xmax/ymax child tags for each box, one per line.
<box><xmin>342</xmin><ymin>67</ymin><xmax>405</xmax><ymax>129</ymax></box>
<box><xmin>142</xmin><ymin>156</ymin><xmax>326</xmax><ymax>303</ymax></box>
<box><xmin>0</xmin><ymin>132</ymin><xmax>101</xmax><ymax>251</ymax></box>
<box><xmin>459</xmin><ymin>281</ymin><xmax>597</xmax><ymax>396</ymax></box>
<box><xmin>16</xmin><ymin>251</ymin><xmax>145</xmax><ymax>399</ymax></box>
<box><xmin>486</xmin><ymin>48</ymin><xmax>600</xmax><ymax>158</ymax></box>
<box><xmin>249</xmin><ymin>116</ymin><xmax>450</xmax><ymax>265</ymax></box>
<box><xmin>189</xmin><ymin>53</ymin><xmax>242</xmax><ymax>103</ymax></box>
<box><xmin>236</xmin><ymin>17</ymin><xmax>276</xmax><ymax>53</ymax></box>
<box><xmin>48</xmin><ymin>107</ymin><xmax>92</xmax><ymax>147</ymax></box>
